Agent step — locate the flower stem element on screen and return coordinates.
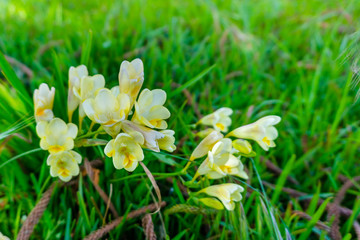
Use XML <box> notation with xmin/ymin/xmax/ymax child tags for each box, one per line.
<box><xmin>111</xmin><ymin>171</ymin><xmax>185</xmax><ymax>182</ymax></box>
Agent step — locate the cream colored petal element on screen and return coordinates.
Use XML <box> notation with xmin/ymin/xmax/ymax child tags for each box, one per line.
<box><xmin>67</xmin><ymin>123</ymin><xmax>78</xmax><ymax>138</ymax></box>
<box><xmin>227</xmin><ymin>124</ymin><xmax>265</xmax><ymax>141</ymax></box>
<box><xmin>40</xmin><ymin>139</ymin><xmax>50</xmax><ymax>151</ymax></box>
<box><xmin>48</xmin><ymin>118</ymin><xmax>68</xmax><ymax>137</ymax></box>
<box><xmin>36</xmin><ymin>121</ymin><xmax>48</xmax><ymax>138</ymax></box>
<box><xmin>199</xmin><ymin>198</ymin><xmax>224</xmax><ymax>210</ymax></box>
<box><xmin>197</xmin><ymin>158</ymin><xmax>211</xmax><ymax>175</ymax></box>
<box><xmin>232</xmin><ymin>139</ymin><xmax>252</xmax><ymax>154</ymax></box>
<box><xmin>151</xmin><ymin>89</ymin><xmax>167</xmax><ymax>106</ymax></box>
<box><xmin>82</xmin><ymin>98</ymin><xmax>96</xmax><ymax>121</ymax></box>
<box><xmin>70</xmin><ymin>150</ymin><xmax>82</xmax><ymax>164</ymax></box>
<box><xmin>104</xmin><ymin>140</ymin><xmax>115</xmax><ymax>157</ymax></box>
<box><xmin>137</xmin><ymin>89</ymin><xmax>152</xmax><ymax>108</ymax></box>
<box><xmin>131</xmin><ymin>58</ymin><xmax>144</xmax><ymax>74</ymax></box>
<box><xmin>190</xmin><ymin>131</ymin><xmax>223</xmax><ymax>161</ymax></box>
<box><xmin>217</xmin><ymin>107</ymin><xmax>233</xmax><ymax>116</ymax></box>
<box><xmin>256</xmin><ymin>115</ymin><xmax>281</xmax><ymax>127</ymax></box>
<box><xmin>266</xmin><ymin>126</ymin><xmax>278</xmax><ymax>140</ymax></box>
<box><xmin>113</xmin><ymin>152</ymin><xmax>125</xmax><ymax>169</ymax></box>
<box><xmin>124</xmin><ymin>160</ymin><xmax>138</xmax><ymax>172</ymax></box>
<box><xmin>147</xmin><ymin>105</ymin><xmax>171</xmax><ymax>120</ymax></box>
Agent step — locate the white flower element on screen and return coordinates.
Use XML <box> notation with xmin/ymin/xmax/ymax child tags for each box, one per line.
<box><xmin>67</xmin><ymin>65</ymin><xmax>88</xmax><ymax>121</ymax></box>
<box><xmin>227</xmin><ymin>115</ymin><xmax>281</xmax><ymax>151</ymax></box>
<box><xmin>198</xmin><ymin>107</ymin><xmax>233</xmax><ymax>132</ymax></box>
<box><xmin>190</xmin><ymin>131</ymin><xmax>223</xmax><ymax>161</ymax></box>
<box><xmin>47</xmin><ymin>150</ymin><xmax>82</xmax><ymax>182</ymax></box>
<box><xmin>118</xmin><ymin>58</ymin><xmax>144</xmax><ymax>107</ymax></box>
<box><xmin>34</xmin><ymin>83</ymin><xmax>55</xmax><ymax>122</ymax></box>
<box><xmin>36</xmin><ymin>118</ymin><xmax>78</xmax><ymax>154</ymax></box>
<box><xmin>199</xmin><ymin>183</ymin><xmax>244</xmax><ymax>211</ymax></box>
<box><xmin>158</xmin><ymin>130</ymin><xmax>176</xmax><ymax>152</ymax></box>
<box><xmin>83</xmin><ymin>88</ymin><xmax>130</xmax><ymax>136</ymax></box>
<box><xmin>132</xmin><ymin>89</ymin><xmax>170</xmax><ymax>129</ymax></box>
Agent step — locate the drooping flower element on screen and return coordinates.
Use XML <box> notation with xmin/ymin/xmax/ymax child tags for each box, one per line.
<box><xmin>227</xmin><ymin>115</ymin><xmax>281</xmax><ymax>151</ymax></box>
<box><xmin>36</xmin><ymin>118</ymin><xmax>78</xmax><ymax>154</ymax></box>
<box><xmin>132</xmin><ymin>89</ymin><xmax>170</xmax><ymax>129</ymax></box>
<box><xmin>72</xmin><ymin>74</ymin><xmax>105</xmax><ymax>120</ymax></box>
<box><xmin>67</xmin><ymin>65</ymin><xmax>88</xmax><ymax>121</ymax></box>
<box><xmin>196</xmin><ymin>139</ymin><xmax>248</xmax><ymax>180</ymax></box>
<box><xmin>34</xmin><ymin>83</ymin><xmax>55</xmax><ymax>122</ymax></box>
<box><xmin>158</xmin><ymin>130</ymin><xmax>176</xmax><ymax>152</ymax></box>
<box><xmin>83</xmin><ymin>88</ymin><xmax>130</xmax><ymax>136</ymax></box>
<box><xmin>47</xmin><ymin>150</ymin><xmax>82</xmax><ymax>182</ymax></box>
<box><xmin>104</xmin><ymin>132</ymin><xmax>144</xmax><ymax>171</ymax></box>
<box><xmin>199</xmin><ymin>183</ymin><xmax>244</xmax><ymax>210</ymax></box>
<box><xmin>190</xmin><ymin>130</ymin><xmax>223</xmax><ymax>161</ymax></box>
<box><xmin>118</xmin><ymin>58</ymin><xmax>144</xmax><ymax>107</ymax></box>
<box><xmin>198</xmin><ymin>107</ymin><xmax>233</xmax><ymax>132</ymax></box>
<box><xmin>121</xmin><ymin>120</ymin><xmax>165</xmax><ymax>152</ymax></box>
<box><xmin>232</xmin><ymin>139</ymin><xmax>252</xmax><ymax>155</ymax></box>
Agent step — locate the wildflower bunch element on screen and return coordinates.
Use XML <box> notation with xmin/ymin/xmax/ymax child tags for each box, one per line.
<box><xmin>185</xmin><ymin>108</ymin><xmax>281</xmax><ymax>210</ymax></box>
<box><xmin>33</xmin><ymin>58</ymin><xmax>175</xmax><ymax>182</ymax></box>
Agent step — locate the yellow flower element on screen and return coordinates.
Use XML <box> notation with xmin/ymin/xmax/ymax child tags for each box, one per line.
<box><xmin>34</xmin><ymin>83</ymin><xmax>55</xmax><ymax>122</ymax></box>
<box><xmin>196</xmin><ymin>128</ymin><xmax>216</xmax><ymax>138</ymax></box>
<box><xmin>104</xmin><ymin>132</ymin><xmax>144</xmax><ymax>171</ymax></box>
<box><xmin>72</xmin><ymin>74</ymin><xmax>105</xmax><ymax>120</ymax></box>
<box><xmin>190</xmin><ymin>130</ymin><xmax>223</xmax><ymax>161</ymax></box>
<box><xmin>196</xmin><ymin>139</ymin><xmax>248</xmax><ymax>179</ymax></box>
<box><xmin>83</xmin><ymin>88</ymin><xmax>130</xmax><ymax>136</ymax></box>
<box><xmin>118</xmin><ymin>58</ymin><xmax>144</xmax><ymax>107</ymax></box>
<box><xmin>132</xmin><ymin>89</ymin><xmax>170</xmax><ymax>129</ymax></box>
<box><xmin>121</xmin><ymin>120</ymin><xmax>164</xmax><ymax>152</ymax></box>
<box><xmin>198</xmin><ymin>107</ymin><xmax>233</xmax><ymax>132</ymax></box>
<box><xmin>232</xmin><ymin>139</ymin><xmax>252</xmax><ymax>155</ymax></box>
<box><xmin>36</xmin><ymin>118</ymin><xmax>78</xmax><ymax>154</ymax></box>
<box><xmin>67</xmin><ymin>65</ymin><xmax>88</xmax><ymax>121</ymax></box>
<box><xmin>47</xmin><ymin>150</ymin><xmax>81</xmax><ymax>182</ymax></box>
<box><xmin>158</xmin><ymin>130</ymin><xmax>176</xmax><ymax>152</ymax></box>
<box><xmin>227</xmin><ymin>115</ymin><xmax>281</xmax><ymax>151</ymax></box>
<box><xmin>199</xmin><ymin>183</ymin><xmax>244</xmax><ymax>211</ymax></box>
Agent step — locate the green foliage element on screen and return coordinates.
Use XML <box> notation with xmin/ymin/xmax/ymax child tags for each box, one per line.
<box><xmin>1</xmin><ymin>0</ymin><xmax>360</xmax><ymax>239</ymax></box>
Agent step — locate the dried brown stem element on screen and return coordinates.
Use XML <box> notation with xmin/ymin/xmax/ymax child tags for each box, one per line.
<box><xmin>17</xmin><ymin>182</ymin><xmax>56</xmax><ymax>240</ymax></box>
<box><xmin>292</xmin><ymin>210</ymin><xmax>330</xmax><ymax>232</ymax></box>
<box><xmin>142</xmin><ymin>214</ymin><xmax>156</xmax><ymax>240</ymax></box>
<box><xmin>84</xmin><ymin>201</ymin><xmax>166</xmax><ymax>240</ymax></box>
<box><xmin>4</xmin><ymin>55</ymin><xmax>33</xmax><ymax>79</ymax></box>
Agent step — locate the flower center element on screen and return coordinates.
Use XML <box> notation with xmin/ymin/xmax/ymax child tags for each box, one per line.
<box><xmin>262</xmin><ymin>137</ymin><xmax>271</xmax><ymax>146</ymax></box>
<box><xmin>215</xmin><ymin>123</ymin><xmax>225</xmax><ymax>131</ymax></box>
<box><xmin>49</xmin><ymin>145</ymin><xmax>65</xmax><ymax>153</ymax></box>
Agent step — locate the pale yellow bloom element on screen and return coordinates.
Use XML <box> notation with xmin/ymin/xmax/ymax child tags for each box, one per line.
<box><xmin>232</xmin><ymin>139</ymin><xmax>252</xmax><ymax>155</ymax></box>
<box><xmin>121</xmin><ymin>120</ymin><xmax>164</xmax><ymax>152</ymax></box>
<box><xmin>104</xmin><ymin>132</ymin><xmax>144</xmax><ymax>171</ymax></box>
<box><xmin>199</xmin><ymin>183</ymin><xmax>244</xmax><ymax>210</ymax></box>
<box><xmin>196</xmin><ymin>128</ymin><xmax>216</xmax><ymax>138</ymax></box>
<box><xmin>67</xmin><ymin>65</ymin><xmax>88</xmax><ymax>121</ymax></box>
<box><xmin>198</xmin><ymin>107</ymin><xmax>233</xmax><ymax>132</ymax></box>
<box><xmin>0</xmin><ymin>232</ymin><xmax>10</xmax><ymax>240</ymax></box>
<box><xmin>197</xmin><ymin>139</ymin><xmax>248</xmax><ymax>179</ymax></box>
<box><xmin>36</xmin><ymin>118</ymin><xmax>78</xmax><ymax>154</ymax></box>
<box><xmin>34</xmin><ymin>83</ymin><xmax>55</xmax><ymax>122</ymax></box>
<box><xmin>158</xmin><ymin>130</ymin><xmax>176</xmax><ymax>152</ymax></box>
<box><xmin>83</xmin><ymin>88</ymin><xmax>130</xmax><ymax>136</ymax></box>
<box><xmin>132</xmin><ymin>89</ymin><xmax>170</xmax><ymax>129</ymax></box>
<box><xmin>199</xmin><ymin>198</ymin><xmax>224</xmax><ymax>210</ymax></box>
<box><xmin>73</xmin><ymin>74</ymin><xmax>105</xmax><ymax>119</ymax></box>
<box><xmin>118</xmin><ymin>58</ymin><xmax>144</xmax><ymax>107</ymax></box>
<box><xmin>47</xmin><ymin>150</ymin><xmax>81</xmax><ymax>182</ymax></box>
<box><xmin>190</xmin><ymin>130</ymin><xmax>223</xmax><ymax>161</ymax></box>
<box><xmin>227</xmin><ymin>115</ymin><xmax>281</xmax><ymax>151</ymax></box>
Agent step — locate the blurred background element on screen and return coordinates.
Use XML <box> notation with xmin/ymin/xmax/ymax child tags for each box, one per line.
<box><xmin>1</xmin><ymin>0</ymin><xmax>360</xmax><ymax>239</ymax></box>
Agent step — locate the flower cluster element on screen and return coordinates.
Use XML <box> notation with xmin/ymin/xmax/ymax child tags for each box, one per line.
<box><xmin>187</xmin><ymin>108</ymin><xmax>281</xmax><ymax>210</ymax></box>
<box><xmin>33</xmin><ymin>58</ymin><xmax>175</xmax><ymax>182</ymax></box>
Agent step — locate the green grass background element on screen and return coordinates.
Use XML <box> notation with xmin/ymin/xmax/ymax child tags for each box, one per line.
<box><xmin>1</xmin><ymin>0</ymin><xmax>360</xmax><ymax>239</ymax></box>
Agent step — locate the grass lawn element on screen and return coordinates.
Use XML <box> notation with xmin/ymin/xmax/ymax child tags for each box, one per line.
<box><xmin>1</xmin><ymin>0</ymin><xmax>360</xmax><ymax>239</ymax></box>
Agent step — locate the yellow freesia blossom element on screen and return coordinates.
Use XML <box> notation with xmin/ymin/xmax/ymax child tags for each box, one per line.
<box><xmin>198</xmin><ymin>107</ymin><xmax>233</xmax><ymax>132</ymax></box>
<box><xmin>158</xmin><ymin>130</ymin><xmax>176</xmax><ymax>152</ymax></box>
<box><xmin>47</xmin><ymin>150</ymin><xmax>81</xmax><ymax>182</ymax></box>
<box><xmin>232</xmin><ymin>139</ymin><xmax>252</xmax><ymax>155</ymax></box>
<box><xmin>196</xmin><ymin>139</ymin><xmax>248</xmax><ymax>179</ymax></box>
<box><xmin>72</xmin><ymin>74</ymin><xmax>105</xmax><ymax>122</ymax></box>
<box><xmin>83</xmin><ymin>88</ymin><xmax>131</xmax><ymax>136</ymax></box>
<box><xmin>34</xmin><ymin>83</ymin><xmax>55</xmax><ymax>122</ymax></box>
<box><xmin>199</xmin><ymin>198</ymin><xmax>224</xmax><ymax>210</ymax></box>
<box><xmin>199</xmin><ymin>183</ymin><xmax>244</xmax><ymax>211</ymax></box>
<box><xmin>67</xmin><ymin>65</ymin><xmax>88</xmax><ymax>122</ymax></box>
<box><xmin>104</xmin><ymin>132</ymin><xmax>144</xmax><ymax>171</ymax></box>
<box><xmin>118</xmin><ymin>58</ymin><xmax>144</xmax><ymax>107</ymax></box>
<box><xmin>196</xmin><ymin>128</ymin><xmax>216</xmax><ymax>138</ymax></box>
<box><xmin>227</xmin><ymin>115</ymin><xmax>281</xmax><ymax>151</ymax></box>
<box><xmin>132</xmin><ymin>89</ymin><xmax>170</xmax><ymax>129</ymax></box>
<box><xmin>121</xmin><ymin>120</ymin><xmax>165</xmax><ymax>152</ymax></box>
<box><xmin>190</xmin><ymin>131</ymin><xmax>223</xmax><ymax>161</ymax></box>
<box><xmin>36</xmin><ymin>118</ymin><xmax>78</xmax><ymax>154</ymax></box>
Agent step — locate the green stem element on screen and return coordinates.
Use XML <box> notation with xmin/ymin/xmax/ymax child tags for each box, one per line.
<box><xmin>111</xmin><ymin>171</ymin><xmax>185</xmax><ymax>182</ymax></box>
<box><xmin>77</xmin><ymin>127</ymin><xmax>105</xmax><ymax>140</ymax></box>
